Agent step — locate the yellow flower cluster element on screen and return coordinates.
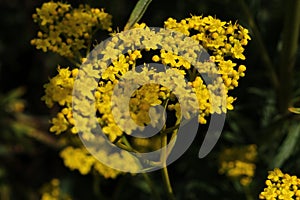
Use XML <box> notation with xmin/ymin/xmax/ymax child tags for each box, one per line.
<box><xmin>259</xmin><ymin>168</ymin><xmax>300</xmax><ymax>200</ymax></box>
<box><xmin>31</xmin><ymin>2</ymin><xmax>112</xmax><ymax>59</ymax></box>
<box><xmin>74</xmin><ymin>23</ymin><xmax>249</xmax><ymax>142</ymax></box>
<box><xmin>60</xmin><ymin>146</ymin><xmax>121</xmax><ymax>178</ymax></box>
<box><xmin>219</xmin><ymin>144</ymin><xmax>257</xmax><ymax>186</ymax></box>
<box><xmin>41</xmin><ymin>178</ymin><xmax>72</xmax><ymax>200</ymax></box>
<box><xmin>42</xmin><ymin>67</ymin><xmax>78</xmax><ymax>134</ymax></box>
<box><xmin>164</xmin><ymin>15</ymin><xmax>250</xmax><ymax>90</ymax></box>
<box><xmin>37</xmin><ymin>8</ymin><xmax>251</xmax><ymax>178</ymax></box>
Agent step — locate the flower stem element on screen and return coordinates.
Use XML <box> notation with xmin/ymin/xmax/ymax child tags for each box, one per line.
<box><xmin>160</xmin><ymin>129</ymin><xmax>175</xmax><ymax>200</ymax></box>
<box><xmin>161</xmin><ymin>165</ymin><xmax>175</xmax><ymax>200</ymax></box>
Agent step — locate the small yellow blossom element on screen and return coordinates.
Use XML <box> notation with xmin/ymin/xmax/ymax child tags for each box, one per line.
<box><xmin>50</xmin><ymin>112</ymin><xmax>69</xmax><ymax>134</ymax></box>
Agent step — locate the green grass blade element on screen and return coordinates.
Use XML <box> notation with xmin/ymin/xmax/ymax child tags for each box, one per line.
<box><xmin>124</xmin><ymin>0</ymin><xmax>152</xmax><ymax>30</ymax></box>
<box><xmin>270</xmin><ymin>122</ymin><xmax>300</xmax><ymax>168</ymax></box>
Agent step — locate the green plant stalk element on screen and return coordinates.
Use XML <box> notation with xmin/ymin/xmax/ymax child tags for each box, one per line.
<box><xmin>160</xmin><ymin>129</ymin><xmax>175</xmax><ymax>200</ymax></box>
<box><xmin>161</xmin><ymin>133</ymin><xmax>175</xmax><ymax>200</ymax></box>
<box><xmin>161</xmin><ymin>165</ymin><xmax>175</xmax><ymax>200</ymax></box>
<box><xmin>277</xmin><ymin>0</ymin><xmax>300</xmax><ymax>114</ymax></box>
<box><xmin>156</xmin><ymin>99</ymin><xmax>175</xmax><ymax>200</ymax></box>
<box><xmin>124</xmin><ymin>0</ymin><xmax>152</xmax><ymax>30</ymax></box>
<box><xmin>238</xmin><ymin>0</ymin><xmax>279</xmax><ymax>90</ymax></box>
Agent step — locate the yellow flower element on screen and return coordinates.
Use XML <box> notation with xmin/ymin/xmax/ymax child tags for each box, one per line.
<box><xmin>102</xmin><ymin>123</ymin><xmax>123</xmax><ymax>141</ymax></box>
<box><xmin>268</xmin><ymin>168</ymin><xmax>284</xmax><ymax>182</ymax></box>
<box><xmin>175</xmin><ymin>56</ymin><xmax>191</xmax><ymax>69</ymax></box>
<box><xmin>278</xmin><ymin>189</ymin><xmax>294</xmax><ymax>200</ymax></box>
<box><xmin>152</xmin><ymin>55</ymin><xmax>160</xmax><ymax>62</ymax></box>
<box><xmin>60</xmin><ymin>146</ymin><xmax>95</xmax><ymax>175</ymax></box>
<box><xmin>50</xmin><ymin>113</ymin><xmax>69</xmax><ymax>134</ymax></box>
<box><xmin>160</xmin><ymin>50</ymin><xmax>177</xmax><ymax>67</ymax></box>
<box><xmin>42</xmin><ymin>67</ymin><xmax>74</xmax><ymax>107</ymax></box>
<box><xmin>260</xmin><ymin>187</ymin><xmax>278</xmax><ymax>199</ymax></box>
<box><xmin>231</xmin><ymin>42</ymin><xmax>246</xmax><ymax>60</ymax></box>
<box><xmin>164</xmin><ymin>18</ymin><xmax>178</xmax><ymax>28</ymax></box>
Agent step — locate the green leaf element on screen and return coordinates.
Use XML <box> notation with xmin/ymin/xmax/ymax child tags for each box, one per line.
<box><xmin>124</xmin><ymin>0</ymin><xmax>152</xmax><ymax>30</ymax></box>
<box><xmin>270</xmin><ymin>122</ymin><xmax>300</xmax><ymax>168</ymax></box>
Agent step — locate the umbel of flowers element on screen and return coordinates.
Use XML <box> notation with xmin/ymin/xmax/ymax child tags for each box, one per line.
<box><xmin>31</xmin><ymin>2</ymin><xmax>112</xmax><ymax>62</ymax></box>
<box><xmin>259</xmin><ymin>168</ymin><xmax>300</xmax><ymax>200</ymax></box>
<box><xmin>32</xmin><ymin>2</ymin><xmax>251</xmax><ymax>178</ymax></box>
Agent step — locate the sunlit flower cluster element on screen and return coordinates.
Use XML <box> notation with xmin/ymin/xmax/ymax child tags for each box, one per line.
<box><xmin>42</xmin><ymin>67</ymin><xmax>78</xmax><ymax>134</ymax></box>
<box><xmin>219</xmin><ymin>144</ymin><xmax>257</xmax><ymax>186</ymax></box>
<box><xmin>259</xmin><ymin>168</ymin><xmax>300</xmax><ymax>200</ymax></box>
<box><xmin>72</xmin><ymin>26</ymin><xmax>230</xmax><ymax>144</ymax></box>
<box><xmin>34</xmin><ymin>1</ymin><xmax>251</xmax><ymax>179</ymax></box>
<box><xmin>31</xmin><ymin>2</ymin><xmax>112</xmax><ymax>60</ymax></box>
<box><xmin>164</xmin><ymin>15</ymin><xmax>250</xmax><ymax>90</ymax></box>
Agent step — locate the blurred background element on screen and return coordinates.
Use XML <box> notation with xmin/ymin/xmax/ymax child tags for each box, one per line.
<box><xmin>0</xmin><ymin>0</ymin><xmax>299</xmax><ymax>199</ymax></box>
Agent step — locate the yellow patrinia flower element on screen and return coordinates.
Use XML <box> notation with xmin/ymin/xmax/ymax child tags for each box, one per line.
<box><xmin>36</xmin><ymin>9</ymin><xmax>251</xmax><ymax>179</ymax></box>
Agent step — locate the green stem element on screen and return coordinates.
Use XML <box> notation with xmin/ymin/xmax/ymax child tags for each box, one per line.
<box><xmin>160</xmin><ymin>129</ymin><xmax>175</xmax><ymax>200</ymax></box>
<box><xmin>161</xmin><ymin>165</ymin><xmax>175</xmax><ymax>200</ymax></box>
<box><xmin>238</xmin><ymin>0</ymin><xmax>279</xmax><ymax>90</ymax></box>
<box><xmin>277</xmin><ymin>0</ymin><xmax>300</xmax><ymax>114</ymax></box>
